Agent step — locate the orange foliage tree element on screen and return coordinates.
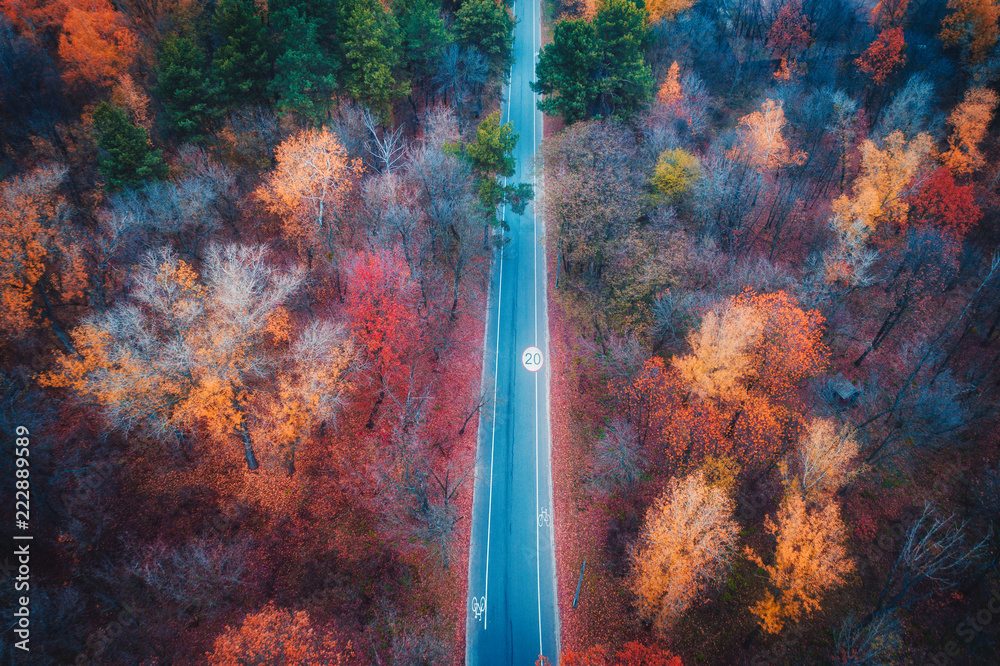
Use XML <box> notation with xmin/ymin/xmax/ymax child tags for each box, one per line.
<box><xmin>747</xmin><ymin>492</ymin><xmax>854</xmax><ymax>634</ymax></box>
<box><xmin>256</xmin><ymin>127</ymin><xmax>361</xmax><ymax>266</ymax></box>
<box><xmin>0</xmin><ymin>0</ymin><xmax>67</xmax><ymax>36</ymax></box>
<box><xmin>871</xmin><ymin>0</ymin><xmax>908</xmax><ymax>28</ymax></box>
<box><xmin>40</xmin><ymin>245</ymin><xmax>354</xmax><ymax>472</ymax></box>
<box><xmin>905</xmin><ymin>166</ymin><xmax>982</xmax><ymax>240</ymax></box>
<box><xmin>855</xmin><ymin>27</ymin><xmax>906</xmax><ymax>84</ymax></box>
<box><xmin>655</xmin><ymin>61</ymin><xmax>681</xmax><ymax>106</ymax></box>
<box><xmin>0</xmin><ymin>164</ymin><xmax>84</xmax><ymax>339</ymax></box>
<box><xmin>617</xmin><ymin>289</ymin><xmax>826</xmax><ymax>471</ymax></box>
<box><xmin>207</xmin><ymin>604</ymin><xmax>352</xmax><ymax>665</ymax></box>
<box><xmin>629</xmin><ymin>469</ymin><xmax>739</xmax><ymax>634</ymax></box>
<box><xmin>646</xmin><ymin>0</ymin><xmax>694</xmax><ymax>23</ymax></box>
<box><xmin>732</xmin><ymin>99</ymin><xmax>807</xmax><ymax>170</ymax></box>
<box><xmin>939</xmin><ymin>0</ymin><xmax>1000</xmax><ymax>64</ymax></box>
<box><xmin>941</xmin><ymin>86</ymin><xmax>999</xmax><ymax>174</ymax></box>
<box><xmin>58</xmin><ymin>0</ymin><xmax>138</xmax><ymax>88</ymax></box>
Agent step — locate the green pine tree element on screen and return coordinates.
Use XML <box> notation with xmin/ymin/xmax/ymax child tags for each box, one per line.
<box><xmin>92</xmin><ymin>102</ymin><xmax>169</xmax><ymax>191</ymax></box>
<box><xmin>271</xmin><ymin>8</ymin><xmax>337</xmax><ymax>123</ymax></box>
<box><xmin>394</xmin><ymin>0</ymin><xmax>451</xmax><ymax>86</ymax></box>
<box><xmin>532</xmin><ymin>0</ymin><xmax>653</xmax><ymax>123</ymax></box>
<box><xmin>531</xmin><ymin>19</ymin><xmax>602</xmax><ymax>124</ymax></box>
<box><xmin>335</xmin><ymin>0</ymin><xmax>409</xmax><ymax>120</ymax></box>
<box><xmin>454</xmin><ymin>0</ymin><xmax>514</xmax><ymax>78</ymax></box>
<box><xmin>593</xmin><ymin>0</ymin><xmax>653</xmax><ymax>118</ymax></box>
<box><xmin>449</xmin><ymin>111</ymin><xmax>533</xmax><ymax>226</ymax></box>
<box><xmin>270</xmin><ymin>0</ymin><xmax>338</xmax><ymax>44</ymax></box>
<box><xmin>212</xmin><ymin>0</ymin><xmax>273</xmax><ymax>105</ymax></box>
<box><xmin>155</xmin><ymin>34</ymin><xmax>220</xmax><ymax>138</ymax></box>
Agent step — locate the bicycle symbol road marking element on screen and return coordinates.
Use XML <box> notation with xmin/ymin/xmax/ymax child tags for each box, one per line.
<box><xmin>472</xmin><ymin>596</ymin><xmax>486</xmax><ymax>621</ymax></box>
<box><xmin>538</xmin><ymin>507</ymin><xmax>550</xmax><ymax>527</ymax></box>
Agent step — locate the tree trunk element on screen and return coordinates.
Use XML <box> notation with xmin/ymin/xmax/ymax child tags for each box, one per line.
<box><xmin>237</xmin><ymin>422</ymin><xmax>259</xmax><ymax>471</ymax></box>
<box><xmin>366</xmin><ymin>389</ymin><xmax>386</xmax><ymax>430</ymax></box>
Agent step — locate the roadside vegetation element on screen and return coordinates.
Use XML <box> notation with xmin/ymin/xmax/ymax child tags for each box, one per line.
<box><xmin>539</xmin><ymin>0</ymin><xmax>1000</xmax><ymax>663</ymax></box>
<box><xmin>0</xmin><ymin>0</ymin><xmax>524</xmax><ymax>662</ymax></box>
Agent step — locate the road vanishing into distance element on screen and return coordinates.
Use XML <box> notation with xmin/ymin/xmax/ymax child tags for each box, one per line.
<box><xmin>466</xmin><ymin>0</ymin><xmax>560</xmax><ymax>664</ymax></box>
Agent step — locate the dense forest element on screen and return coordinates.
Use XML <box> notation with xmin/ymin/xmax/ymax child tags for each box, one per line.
<box><xmin>536</xmin><ymin>0</ymin><xmax>1000</xmax><ymax>664</ymax></box>
<box><xmin>0</xmin><ymin>0</ymin><xmax>523</xmax><ymax>662</ymax></box>
<box><xmin>4</xmin><ymin>0</ymin><xmax>1000</xmax><ymax>663</ymax></box>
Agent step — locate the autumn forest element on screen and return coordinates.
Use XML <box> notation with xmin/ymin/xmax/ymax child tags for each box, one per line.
<box><xmin>2</xmin><ymin>0</ymin><xmax>1000</xmax><ymax>663</ymax></box>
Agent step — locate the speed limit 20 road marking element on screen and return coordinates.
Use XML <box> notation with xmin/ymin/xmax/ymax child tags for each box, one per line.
<box><xmin>522</xmin><ymin>347</ymin><xmax>543</xmax><ymax>372</ymax></box>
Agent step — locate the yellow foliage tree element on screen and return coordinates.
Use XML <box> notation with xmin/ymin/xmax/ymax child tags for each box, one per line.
<box><xmin>785</xmin><ymin>418</ymin><xmax>859</xmax><ymax>501</ymax></box>
<box><xmin>647</xmin><ymin>0</ymin><xmax>695</xmax><ymax>22</ymax></box>
<box><xmin>673</xmin><ymin>301</ymin><xmax>765</xmax><ymax>403</ymax></box>
<box><xmin>673</xmin><ymin>289</ymin><xmax>827</xmax><ymax>404</ymax></box>
<box><xmin>268</xmin><ymin>321</ymin><xmax>355</xmax><ymax>475</ymax></box>
<box><xmin>651</xmin><ymin>148</ymin><xmax>701</xmax><ymax>202</ymax></box>
<box><xmin>732</xmin><ymin>99</ymin><xmax>806</xmax><ymax>171</ymax></box>
<box><xmin>630</xmin><ymin>469</ymin><xmax>739</xmax><ymax>634</ymax></box>
<box><xmin>747</xmin><ymin>492</ymin><xmax>854</xmax><ymax>634</ymax></box>
<box><xmin>941</xmin><ymin>86</ymin><xmax>999</xmax><ymax>174</ymax></box>
<box><xmin>831</xmin><ymin>130</ymin><xmax>934</xmax><ymax>241</ymax></box>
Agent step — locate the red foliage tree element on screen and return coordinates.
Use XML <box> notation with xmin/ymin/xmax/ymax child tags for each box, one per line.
<box><xmin>767</xmin><ymin>0</ymin><xmax>811</xmax><ymax>58</ymax></box>
<box><xmin>906</xmin><ymin>166</ymin><xmax>982</xmax><ymax>240</ymax></box>
<box><xmin>766</xmin><ymin>0</ymin><xmax>811</xmax><ymax>78</ymax></box>
<box><xmin>344</xmin><ymin>248</ymin><xmax>421</xmax><ymax>380</ymax></box>
<box><xmin>560</xmin><ymin>643</ymin><xmax>684</xmax><ymax>666</ymax></box>
<box><xmin>855</xmin><ymin>27</ymin><xmax>906</xmax><ymax>84</ymax></box>
<box><xmin>616</xmin><ymin>642</ymin><xmax>684</xmax><ymax>666</ymax></box>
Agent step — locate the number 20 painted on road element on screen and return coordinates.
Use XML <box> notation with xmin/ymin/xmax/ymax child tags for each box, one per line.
<box><xmin>522</xmin><ymin>347</ymin><xmax>543</xmax><ymax>372</ymax></box>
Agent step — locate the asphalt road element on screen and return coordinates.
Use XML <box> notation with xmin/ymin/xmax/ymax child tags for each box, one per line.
<box><xmin>465</xmin><ymin>0</ymin><xmax>560</xmax><ymax>664</ymax></box>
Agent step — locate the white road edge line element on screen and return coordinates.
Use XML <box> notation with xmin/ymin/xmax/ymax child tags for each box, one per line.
<box><xmin>532</xmin><ymin>0</ymin><xmax>543</xmax><ymax>658</ymax></box>
<box><xmin>482</xmin><ymin>20</ymin><xmax>516</xmax><ymax>631</ymax></box>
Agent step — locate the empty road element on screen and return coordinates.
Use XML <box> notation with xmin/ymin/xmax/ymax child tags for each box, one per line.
<box><xmin>465</xmin><ymin>0</ymin><xmax>559</xmax><ymax>664</ymax></box>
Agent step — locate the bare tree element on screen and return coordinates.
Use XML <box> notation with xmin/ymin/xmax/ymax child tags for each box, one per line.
<box><xmin>870</xmin><ymin>503</ymin><xmax>988</xmax><ymax>619</ymax></box>
<box><xmin>360</xmin><ymin>173</ymin><xmax>427</xmax><ymax>273</ymax></box>
<box><xmin>458</xmin><ymin>386</ymin><xmax>492</xmax><ymax>436</ymax></box>
<box><xmin>694</xmin><ymin>142</ymin><xmax>767</xmax><ymax>253</ymax></box>
<box><xmin>108</xmin><ymin>166</ymin><xmax>231</xmax><ymax>261</ymax></box>
<box><xmin>433</xmin><ymin>45</ymin><xmax>490</xmax><ymax>134</ymax></box>
<box><xmin>406</xmin><ymin>142</ymin><xmax>486</xmax><ymax>313</ymax></box>
<box><xmin>363</xmin><ymin>109</ymin><xmax>408</xmax><ymax>175</ymax></box>
<box><xmin>872</xmin><ymin>73</ymin><xmax>940</xmax><ymax>142</ymax></box>
<box><xmin>592</xmin><ymin>417</ymin><xmax>646</xmax><ymax>491</ymax></box>
<box><xmin>331</xmin><ymin>99</ymin><xmax>367</xmax><ymax>163</ymax></box>
<box><xmin>856</xmin><ymin>352</ymin><xmax>969</xmax><ymax>464</ymax></box>
<box><xmin>377</xmin><ymin>428</ymin><xmax>471</xmax><ymax>570</ymax></box>
<box><xmin>831</xmin><ymin>610</ymin><xmax>901</xmax><ymax>666</ymax></box>
<box><xmin>113</xmin><ymin>536</ymin><xmax>249</xmax><ymax>617</ymax></box>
